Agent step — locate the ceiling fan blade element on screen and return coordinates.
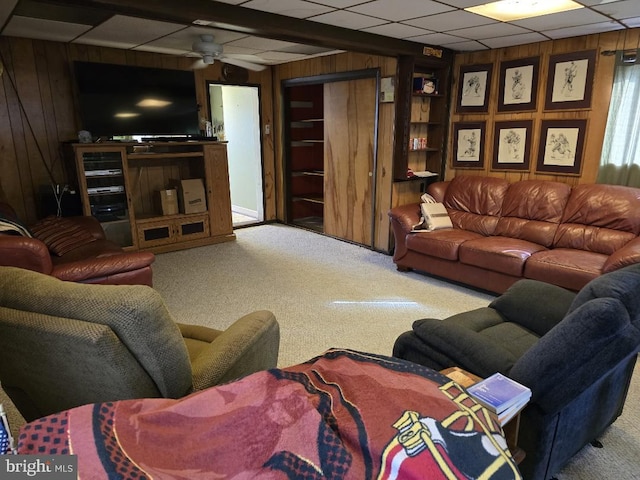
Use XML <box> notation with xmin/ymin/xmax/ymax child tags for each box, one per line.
<box><xmin>190</xmin><ymin>58</ymin><xmax>209</xmax><ymax>70</ymax></box>
<box><xmin>221</xmin><ymin>56</ymin><xmax>267</xmax><ymax>72</ymax></box>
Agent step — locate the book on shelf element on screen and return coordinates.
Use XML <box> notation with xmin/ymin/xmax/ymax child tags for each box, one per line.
<box><xmin>467</xmin><ymin>372</ymin><xmax>531</xmax><ymax>418</ymax></box>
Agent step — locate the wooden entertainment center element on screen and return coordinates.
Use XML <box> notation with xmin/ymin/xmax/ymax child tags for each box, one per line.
<box><xmin>70</xmin><ymin>141</ymin><xmax>235</xmax><ymax>253</ymax></box>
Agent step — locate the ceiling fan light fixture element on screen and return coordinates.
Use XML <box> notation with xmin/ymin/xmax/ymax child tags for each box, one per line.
<box><xmin>202</xmin><ymin>55</ymin><xmax>215</xmax><ymax>65</ymax></box>
<box><xmin>466</xmin><ymin>0</ymin><xmax>583</xmax><ymax>22</ymax></box>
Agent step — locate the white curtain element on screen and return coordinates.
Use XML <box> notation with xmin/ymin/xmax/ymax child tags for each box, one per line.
<box><xmin>597</xmin><ymin>58</ymin><xmax>640</xmax><ymax>187</ymax></box>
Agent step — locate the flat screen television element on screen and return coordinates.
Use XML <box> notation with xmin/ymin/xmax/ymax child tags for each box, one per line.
<box><xmin>73</xmin><ymin>61</ymin><xmax>200</xmax><ymax>138</ymax></box>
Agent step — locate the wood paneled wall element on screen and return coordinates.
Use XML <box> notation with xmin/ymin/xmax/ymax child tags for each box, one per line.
<box><xmin>273</xmin><ymin>52</ymin><xmax>397</xmax><ymax>252</ymax></box>
<box><xmin>448</xmin><ymin>28</ymin><xmax>640</xmax><ymax>185</ymax></box>
<box><xmin>0</xmin><ymin>36</ymin><xmax>275</xmax><ymax>224</ymax></box>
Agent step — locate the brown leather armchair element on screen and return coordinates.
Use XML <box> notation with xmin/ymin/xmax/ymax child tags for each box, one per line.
<box><xmin>0</xmin><ymin>201</ymin><xmax>154</xmax><ymax>286</ymax></box>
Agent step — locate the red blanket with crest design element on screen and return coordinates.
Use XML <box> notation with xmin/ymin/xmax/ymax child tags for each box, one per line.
<box><xmin>18</xmin><ymin>349</ymin><xmax>521</xmax><ymax>479</ymax></box>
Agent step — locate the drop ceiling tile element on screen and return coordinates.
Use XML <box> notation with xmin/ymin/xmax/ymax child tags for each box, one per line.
<box><xmin>2</xmin><ymin>16</ymin><xmax>91</xmax><ymax>42</ymax></box>
<box><xmin>347</xmin><ymin>0</ymin><xmax>453</xmax><ymax>22</ymax></box>
<box><xmin>311</xmin><ymin>0</ymin><xmax>371</xmax><ymax>7</ymax></box>
<box><xmin>408</xmin><ymin>32</ymin><xmax>470</xmax><ymax>46</ymax></box>
<box><xmin>511</xmin><ymin>8</ymin><xmax>610</xmax><ymax>31</ymax></box>
<box><xmin>622</xmin><ymin>16</ymin><xmax>640</xmax><ymax>27</ymax></box>
<box><xmin>450</xmin><ymin>22</ymin><xmax>533</xmax><ymax>40</ymax></box>
<box><xmin>310</xmin><ymin>10</ymin><xmax>389</xmax><ymax>29</ymax></box>
<box><xmin>73</xmin><ymin>15</ymin><xmax>184</xmax><ymax>48</ymax></box>
<box><xmin>241</xmin><ymin>0</ymin><xmax>335</xmax><ymax>18</ymax></box>
<box><xmin>442</xmin><ymin>39</ymin><xmax>489</xmax><ymax>51</ymax></box>
<box><xmin>278</xmin><ymin>44</ymin><xmax>335</xmax><ymax>54</ymax></box>
<box><xmin>543</xmin><ymin>21</ymin><xmax>625</xmax><ymax>39</ymax></box>
<box><xmin>404</xmin><ymin>10</ymin><xmax>496</xmax><ymax>32</ymax></box>
<box><xmin>0</xmin><ymin>0</ymin><xmax>18</xmax><ymax>30</ymax></box>
<box><xmin>590</xmin><ymin>0</ymin><xmax>640</xmax><ymax>19</ymax></box>
<box><xmin>362</xmin><ymin>22</ymin><xmax>432</xmax><ymax>39</ymax></box>
<box><xmin>218</xmin><ymin>45</ymin><xmax>264</xmax><ymax>56</ymax></box>
<box><xmin>258</xmin><ymin>51</ymin><xmax>310</xmax><ymax>62</ymax></box>
<box><xmin>225</xmin><ymin>36</ymin><xmax>300</xmax><ymax>51</ymax></box>
<box><xmin>480</xmin><ymin>32</ymin><xmax>549</xmax><ymax>49</ymax></box>
<box><xmin>437</xmin><ymin>0</ymin><xmax>490</xmax><ymax>7</ymax></box>
<box><xmin>143</xmin><ymin>26</ymin><xmax>247</xmax><ymax>53</ymax></box>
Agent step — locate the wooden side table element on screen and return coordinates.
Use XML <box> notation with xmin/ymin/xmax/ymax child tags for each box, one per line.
<box><xmin>440</xmin><ymin>367</ymin><xmax>526</xmax><ymax>465</ymax></box>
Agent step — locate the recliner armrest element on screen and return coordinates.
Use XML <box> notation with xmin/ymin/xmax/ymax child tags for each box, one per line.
<box><xmin>185</xmin><ymin>310</ymin><xmax>279</xmax><ymax>390</ymax></box>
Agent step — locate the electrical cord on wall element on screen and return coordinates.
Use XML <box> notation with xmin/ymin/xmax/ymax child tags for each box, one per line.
<box><xmin>0</xmin><ymin>49</ymin><xmax>66</xmax><ymax>216</ymax></box>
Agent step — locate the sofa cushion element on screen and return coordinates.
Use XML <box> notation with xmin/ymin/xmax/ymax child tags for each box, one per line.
<box><xmin>406</xmin><ymin>228</ymin><xmax>483</xmax><ymax>261</ymax></box>
<box><xmin>494</xmin><ymin>180</ymin><xmax>571</xmax><ymax>247</ymax></box>
<box><xmin>30</xmin><ymin>216</ymin><xmax>97</xmax><ymax>256</ymax></box>
<box><xmin>554</xmin><ymin>184</ymin><xmax>640</xmax><ymax>254</ymax></box>
<box><xmin>459</xmin><ymin>236</ymin><xmax>547</xmax><ymax>276</ymax></box>
<box><xmin>0</xmin><ymin>267</ymin><xmax>192</xmax><ymax>398</ymax></box>
<box><xmin>524</xmin><ymin>248</ymin><xmax>606</xmax><ymax>291</ymax></box>
<box><xmin>442</xmin><ymin>176</ymin><xmax>509</xmax><ymax>236</ymax></box>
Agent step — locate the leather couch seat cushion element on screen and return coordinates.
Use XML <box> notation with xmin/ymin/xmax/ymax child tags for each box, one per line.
<box><xmin>524</xmin><ymin>248</ymin><xmax>607</xmax><ymax>290</ymax></box>
<box><xmin>459</xmin><ymin>236</ymin><xmax>548</xmax><ymax>276</ymax></box>
<box><xmin>406</xmin><ymin>229</ymin><xmax>483</xmax><ymax>261</ymax></box>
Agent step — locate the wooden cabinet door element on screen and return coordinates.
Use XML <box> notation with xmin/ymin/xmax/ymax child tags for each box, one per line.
<box><xmin>323</xmin><ymin>77</ymin><xmax>377</xmax><ymax>246</ymax></box>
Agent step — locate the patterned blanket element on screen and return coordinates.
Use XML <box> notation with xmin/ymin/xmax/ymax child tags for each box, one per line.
<box><xmin>18</xmin><ymin>349</ymin><xmax>521</xmax><ymax>479</ymax></box>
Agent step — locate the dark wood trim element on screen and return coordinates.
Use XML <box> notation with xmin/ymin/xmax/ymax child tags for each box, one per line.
<box><xmin>41</xmin><ymin>0</ymin><xmax>454</xmax><ymax>63</ymax></box>
<box><xmin>393</xmin><ymin>55</ymin><xmax>414</xmax><ymax>181</ymax></box>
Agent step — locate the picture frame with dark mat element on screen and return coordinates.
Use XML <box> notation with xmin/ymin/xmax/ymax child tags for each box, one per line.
<box><xmin>544</xmin><ymin>50</ymin><xmax>596</xmax><ymax>110</ymax></box>
<box><xmin>498</xmin><ymin>56</ymin><xmax>539</xmax><ymax>112</ymax></box>
<box><xmin>536</xmin><ymin>119</ymin><xmax>587</xmax><ymax>175</ymax></box>
<box><xmin>492</xmin><ymin>120</ymin><xmax>533</xmax><ymax>171</ymax></box>
<box><xmin>456</xmin><ymin>64</ymin><xmax>492</xmax><ymax>113</ymax></box>
<box><xmin>452</xmin><ymin>122</ymin><xmax>486</xmax><ymax>169</ymax></box>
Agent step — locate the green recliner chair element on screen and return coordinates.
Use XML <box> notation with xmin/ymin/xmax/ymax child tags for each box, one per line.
<box><xmin>0</xmin><ymin>266</ymin><xmax>280</xmax><ymax>422</ymax></box>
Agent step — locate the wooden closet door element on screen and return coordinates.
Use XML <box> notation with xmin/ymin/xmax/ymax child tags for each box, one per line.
<box><xmin>323</xmin><ymin>77</ymin><xmax>377</xmax><ymax>246</ymax></box>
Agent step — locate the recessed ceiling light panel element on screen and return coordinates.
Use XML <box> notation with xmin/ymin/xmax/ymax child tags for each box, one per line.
<box><xmin>466</xmin><ymin>0</ymin><xmax>584</xmax><ymax>22</ymax></box>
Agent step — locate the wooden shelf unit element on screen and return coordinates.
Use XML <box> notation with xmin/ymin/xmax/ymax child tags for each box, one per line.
<box><xmin>71</xmin><ymin>141</ymin><xmax>235</xmax><ymax>253</ymax></box>
<box><xmin>393</xmin><ymin>55</ymin><xmax>452</xmax><ymax>182</ymax></box>
<box><xmin>285</xmin><ymin>83</ymin><xmax>325</xmax><ymax>232</ymax></box>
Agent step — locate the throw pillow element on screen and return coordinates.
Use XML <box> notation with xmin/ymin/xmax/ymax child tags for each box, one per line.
<box><xmin>30</xmin><ymin>216</ymin><xmax>97</xmax><ymax>256</ymax></box>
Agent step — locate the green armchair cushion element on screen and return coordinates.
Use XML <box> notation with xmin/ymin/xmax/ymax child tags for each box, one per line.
<box><xmin>0</xmin><ymin>267</ymin><xmax>192</xmax><ymax>398</ymax></box>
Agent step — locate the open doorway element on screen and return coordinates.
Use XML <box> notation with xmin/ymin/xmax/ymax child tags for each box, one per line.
<box><xmin>208</xmin><ymin>83</ymin><xmax>264</xmax><ymax>227</ymax></box>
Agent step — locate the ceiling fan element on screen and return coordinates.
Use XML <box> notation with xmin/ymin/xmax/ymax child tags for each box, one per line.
<box><xmin>190</xmin><ymin>34</ymin><xmax>266</xmax><ymax>72</ymax></box>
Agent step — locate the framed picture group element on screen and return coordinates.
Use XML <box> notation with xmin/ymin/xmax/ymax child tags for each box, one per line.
<box><xmin>452</xmin><ymin>119</ymin><xmax>587</xmax><ymax>175</ymax></box>
<box><xmin>453</xmin><ymin>49</ymin><xmax>595</xmax><ymax>175</ymax></box>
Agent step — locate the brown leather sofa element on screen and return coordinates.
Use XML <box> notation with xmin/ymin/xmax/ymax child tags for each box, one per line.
<box><xmin>0</xmin><ymin>201</ymin><xmax>155</xmax><ymax>286</ymax></box>
<box><xmin>388</xmin><ymin>175</ymin><xmax>640</xmax><ymax>294</ymax></box>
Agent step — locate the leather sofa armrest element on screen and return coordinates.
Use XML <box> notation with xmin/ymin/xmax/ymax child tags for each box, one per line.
<box><xmin>388</xmin><ymin>203</ymin><xmax>422</xmax><ymax>233</ymax></box>
<box><xmin>0</xmin><ymin>235</ymin><xmax>53</xmax><ymax>274</ymax></box>
<box><xmin>603</xmin><ymin>236</ymin><xmax>640</xmax><ymax>273</ymax></box>
<box><xmin>186</xmin><ymin>310</ymin><xmax>279</xmax><ymax>390</ymax></box>
<box><xmin>50</xmin><ymin>251</ymin><xmax>155</xmax><ymax>283</ymax></box>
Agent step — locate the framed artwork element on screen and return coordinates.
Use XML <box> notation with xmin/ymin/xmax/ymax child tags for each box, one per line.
<box><xmin>492</xmin><ymin>120</ymin><xmax>533</xmax><ymax>171</ymax></box>
<box><xmin>452</xmin><ymin>122</ymin><xmax>486</xmax><ymax>169</ymax></box>
<box><xmin>536</xmin><ymin>119</ymin><xmax>587</xmax><ymax>175</ymax></box>
<box><xmin>380</xmin><ymin>76</ymin><xmax>395</xmax><ymax>103</ymax></box>
<box><xmin>456</xmin><ymin>64</ymin><xmax>492</xmax><ymax>113</ymax></box>
<box><xmin>544</xmin><ymin>50</ymin><xmax>596</xmax><ymax>110</ymax></box>
<box><xmin>498</xmin><ymin>56</ymin><xmax>539</xmax><ymax>112</ymax></box>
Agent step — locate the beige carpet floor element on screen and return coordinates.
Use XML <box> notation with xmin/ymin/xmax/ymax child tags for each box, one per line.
<box><xmin>2</xmin><ymin>223</ymin><xmax>639</xmax><ymax>479</ymax></box>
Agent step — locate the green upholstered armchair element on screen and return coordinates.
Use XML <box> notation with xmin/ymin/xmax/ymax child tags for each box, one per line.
<box><xmin>0</xmin><ymin>266</ymin><xmax>279</xmax><ymax>422</ymax></box>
